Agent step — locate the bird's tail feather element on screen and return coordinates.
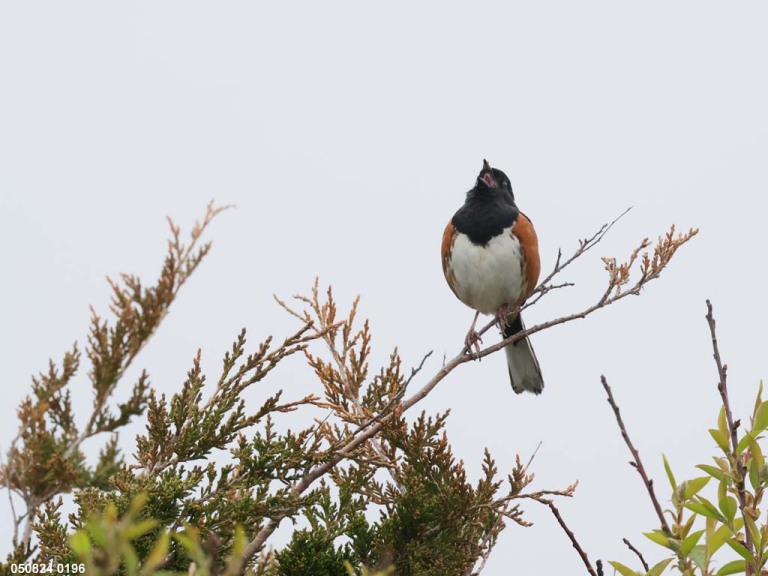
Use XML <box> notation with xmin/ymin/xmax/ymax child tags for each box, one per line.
<box><xmin>504</xmin><ymin>313</ymin><xmax>544</xmax><ymax>394</ymax></box>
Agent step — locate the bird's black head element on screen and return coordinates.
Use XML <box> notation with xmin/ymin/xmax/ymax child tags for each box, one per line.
<box><xmin>476</xmin><ymin>159</ymin><xmax>514</xmax><ymax>202</ymax></box>
<box><xmin>453</xmin><ymin>159</ymin><xmax>520</xmax><ymax>244</ymax></box>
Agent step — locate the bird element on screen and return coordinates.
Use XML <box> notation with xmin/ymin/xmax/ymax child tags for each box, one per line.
<box><xmin>441</xmin><ymin>159</ymin><xmax>544</xmax><ymax>394</ymax></box>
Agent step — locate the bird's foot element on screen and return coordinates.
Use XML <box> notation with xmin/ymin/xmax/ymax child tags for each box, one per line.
<box><xmin>464</xmin><ymin>330</ymin><xmax>483</xmax><ymax>359</ymax></box>
<box><xmin>495</xmin><ymin>305</ymin><xmax>511</xmax><ymax>330</ymax></box>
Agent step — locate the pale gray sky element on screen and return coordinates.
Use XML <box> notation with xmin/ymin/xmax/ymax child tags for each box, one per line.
<box><xmin>2</xmin><ymin>3</ymin><xmax>768</xmax><ymax>574</ymax></box>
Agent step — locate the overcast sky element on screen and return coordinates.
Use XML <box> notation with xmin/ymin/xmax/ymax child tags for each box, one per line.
<box><xmin>2</xmin><ymin>3</ymin><xmax>768</xmax><ymax>574</ymax></box>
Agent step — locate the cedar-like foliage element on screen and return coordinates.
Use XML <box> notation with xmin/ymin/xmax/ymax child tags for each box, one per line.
<box><xmin>0</xmin><ymin>205</ymin><xmax>699</xmax><ymax>576</ymax></box>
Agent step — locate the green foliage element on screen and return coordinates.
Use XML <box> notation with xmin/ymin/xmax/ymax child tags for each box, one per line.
<box><xmin>274</xmin><ymin>529</ymin><xmax>356</xmax><ymax>576</ymax></box>
<box><xmin>608</xmin><ymin>380</ymin><xmax>768</xmax><ymax>576</ymax></box>
<box><xmin>1</xmin><ymin>205</ymin><xmax>572</xmax><ymax>575</ymax></box>
<box><xmin>68</xmin><ymin>493</ymin><xmax>168</xmax><ymax>576</ymax></box>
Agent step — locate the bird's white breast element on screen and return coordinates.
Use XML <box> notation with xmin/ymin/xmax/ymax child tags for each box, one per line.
<box><xmin>448</xmin><ymin>227</ymin><xmax>525</xmax><ymax>315</ymax></box>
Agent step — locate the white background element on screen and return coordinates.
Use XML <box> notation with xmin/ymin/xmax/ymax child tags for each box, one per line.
<box><xmin>2</xmin><ymin>3</ymin><xmax>767</xmax><ymax>574</ymax></box>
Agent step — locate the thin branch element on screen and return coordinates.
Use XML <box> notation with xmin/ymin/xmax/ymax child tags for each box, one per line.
<box><xmin>545</xmin><ymin>501</ymin><xmax>599</xmax><ymax>576</ymax></box>
<box><xmin>705</xmin><ymin>300</ymin><xmax>739</xmax><ymax>458</ymax></box>
<box><xmin>21</xmin><ymin>507</ymin><xmax>36</xmax><ymax>553</ymax></box>
<box><xmin>705</xmin><ymin>300</ymin><xmax>754</xmax><ymax>560</ymax></box>
<box><xmin>467</xmin><ymin>514</ymin><xmax>503</xmax><ymax>576</ymax></box>
<box><xmin>600</xmin><ymin>375</ymin><xmax>670</xmax><ymax>534</ymax></box>
<box><xmin>622</xmin><ymin>538</ymin><xmax>649</xmax><ymax>572</ymax></box>
<box><xmin>1</xmin><ymin>450</ymin><xmax>20</xmax><ymax>549</ymax></box>
<box><xmin>492</xmin><ymin>481</ymin><xmax>578</xmax><ymax>515</ymax></box>
<box><xmin>523</xmin><ymin>206</ymin><xmax>633</xmax><ymax>310</ymax></box>
<box><xmin>523</xmin><ymin>441</ymin><xmax>543</xmax><ymax>475</ymax></box>
<box><xmin>523</xmin><ymin>281</ymin><xmax>575</xmax><ymax>310</ymax></box>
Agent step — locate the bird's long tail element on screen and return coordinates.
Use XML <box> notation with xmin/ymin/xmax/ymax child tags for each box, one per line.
<box><xmin>504</xmin><ymin>313</ymin><xmax>544</xmax><ymax>394</ymax></box>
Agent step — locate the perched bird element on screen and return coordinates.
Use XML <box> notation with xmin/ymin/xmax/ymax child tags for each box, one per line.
<box><xmin>441</xmin><ymin>160</ymin><xmax>544</xmax><ymax>394</ymax></box>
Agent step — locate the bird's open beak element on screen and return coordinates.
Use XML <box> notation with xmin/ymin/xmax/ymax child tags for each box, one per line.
<box><xmin>478</xmin><ymin>159</ymin><xmax>497</xmax><ymax>188</ymax></box>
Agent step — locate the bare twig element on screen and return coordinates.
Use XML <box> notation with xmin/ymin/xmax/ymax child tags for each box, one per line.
<box><xmin>1</xmin><ymin>451</ymin><xmax>20</xmax><ymax>548</ymax></box>
<box><xmin>705</xmin><ymin>300</ymin><xmax>739</xmax><ymax>457</ymax></box>
<box><xmin>705</xmin><ymin>300</ymin><xmax>754</xmax><ymax>561</ymax></box>
<box><xmin>523</xmin><ymin>441</ymin><xmax>543</xmax><ymax>475</ymax></box>
<box><xmin>523</xmin><ymin>206</ymin><xmax>633</xmax><ymax>310</ymax></box>
<box><xmin>546</xmin><ymin>501</ymin><xmax>599</xmax><ymax>576</ymax></box>
<box><xmin>467</xmin><ymin>514</ymin><xmax>503</xmax><ymax>576</ymax></box>
<box><xmin>622</xmin><ymin>537</ymin><xmax>649</xmax><ymax>572</ymax></box>
<box><xmin>523</xmin><ymin>281</ymin><xmax>575</xmax><ymax>310</ymax></box>
<box><xmin>600</xmin><ymin>375</ymin><xmax>670</xmax><ymax>534</ymax></box>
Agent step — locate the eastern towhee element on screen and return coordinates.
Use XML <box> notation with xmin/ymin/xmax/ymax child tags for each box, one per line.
<box><xmin>441</xmin><ymin>160</ymin><xmax>544</xmax><ymax>394</ymax></box>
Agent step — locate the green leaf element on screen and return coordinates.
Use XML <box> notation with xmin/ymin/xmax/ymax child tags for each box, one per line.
<box><xmin>683</xmin><ymin>477</ymin><xmax>711</xmax><ymax>500</ymax></box>
<box><xmin>680</xmin><ymin>513</ymin><xmax>697</xmax><ymax>539</ymax></box>
<box><xmin>736</xmin><ymin>431</ymin><xmax>754</xmax><ymax>455</ymax></box>
<box><xmin>750</xmin><ymin>458</ymin><xmax>760</xmax><ymax>492</ymax></box>
<box><xmin>224</xmin><ymin>526</ymin><xmax>248</xmax><ymax>575</ymax></box>
<box><xmin>86</xmin><ymin>520</ymin><xmax>107</xmax><ymax>548</ymax></box>
<box><xmin>710</xmin><ymin>429</ymin><xmax>730</xmax><ymax>453</ymax></box>
<box><xmin>663</xmin><ymin>454</ymin><xmax>677</xmax><ymax>489</ymax></box>
<box><xmin>140</xmin><ymin>531</ymin><xmax>170</xmax><ymax>575</ymax></box>
<box><xmin>685</xmin><ymin>502</ymin><xmax>719</xmax><ymax>520</ymax></box>
<box><xmin>715</xmin><ymin>456</ymin><xmax>731</xmax><ymax>474</ymax></box>
<box><xmin>717</xmin><ymin>559</ymin><xmax>746</xmax><ymax>575</ymax></box>
<box><xmin>754</xmin><ymin>397</ymin><xmax>768</xmax><ymax>433</ymax></box>
<box><xmin>644</xmin><ymin>530</ymin><xmax>672</xmax><ymax>549</ymax></box>
<box><xmin>750</xmin><ymin>437</ymin><xmax>764</xmax><ymax>467</ymax></box>
<box><xmin>682</xmin><ymin>529</ymin><xmax>705</xmax><ymax>555</ymax></box>
<box><xmin>718</xmin><ymin>477</ymin><xmax>727</xmax><ymax>503</ymax></box>
<box><xmin>70</xmin><ymin>530</ymin><xmax>91</xmax><ymax>558</ymax></box>
<box><xmin>608</xmin><ymin>561</ymin><xmax>640</xmax><ymax>576</ymax></box>
<box><xmin>700</xmin><ymin>496</ymin><xmax>724</xmax><ymax>516</ymax></box>
<box><xmin>127</xmin><ymin>492</ymin><xmax>149</xmax><ymax>516</ymax></box>
<box><xmin>685</xmin><ymin>498</ymin><xmax>725</xmax><ymax>522</ymax></box>
<box><xmin>124</xmin><ymin>544</ymin><xmax>139</xmax><ymax>576</ymax></box>
<box><xmin>697</xmin><ymin>464</ymin><xmax>725</xmax><ymax>482</ymax></box>
<box><xmin>103</xmin><ymin>502</ymin><xmax>119</xmax><ymax>525</ymax></box>
<box><xmin>744</xmin><ymin>514</ymin><xmax>762</xmax><ymax>549</ymax></box>
<box><xmin>174</xmin><ymin>530</ymin><xmax>199</xmax><ymax>555</ymax></box>
<box><xmin>725</xmin><ymin>538</ymin><xmax>752</xmax><ymax>560</ymax></box>
<box><xmin>718</xmin><ymin>405</ymin><xmax>728</xmax><ymax>436</ymax></box>
<box><xmin>123</xmin><ymin>518</ymin><xmax>159</xmax><ymax>540</ymax></box>
<box><xmin>719</xmin><ymin>496</ymin><xmax>737</xmax><ymax>522</ymax></box>
<box><xmin>689</xmin><ymin>545</ymin><xmax>707</xmax><ymax>571</ymax></box>
<box><xmin>705</xmin><ymin>515</ymin><xmax>716</xmax><ymax>551</ymax></box>
<box><xmin>646</xmin><ymin>558</ymin><xmax>673</xmax><ymax>576</ymax></box>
